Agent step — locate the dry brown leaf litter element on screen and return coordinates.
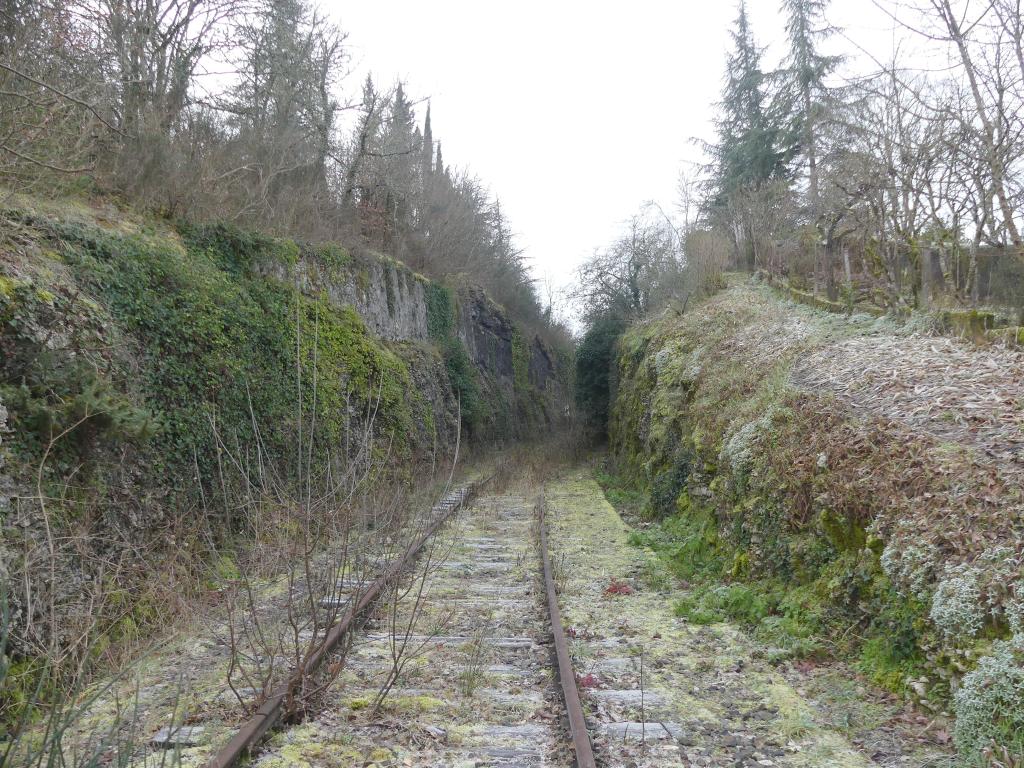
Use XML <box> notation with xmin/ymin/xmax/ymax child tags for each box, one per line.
<box><xmin>793</xmin><ymin>335</ymin><xmax>1024</xmax><ymax>473</ymax></box>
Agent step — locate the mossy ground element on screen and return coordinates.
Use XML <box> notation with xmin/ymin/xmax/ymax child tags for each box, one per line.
<box><xmin>550</xmin><ymin>469</ymin><xmax>953</xmax><ymax>767</ymax></box>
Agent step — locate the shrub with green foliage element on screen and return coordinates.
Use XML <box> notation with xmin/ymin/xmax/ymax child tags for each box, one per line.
<box><xmin>575</xmin><ymin>312</ymin><xmax>626</xmax><ymax>433</ymax></box>
<box><xmin>953</xmin><ymin>640</ymin><xmax>1024</xmax><ymax>759</ymax></box>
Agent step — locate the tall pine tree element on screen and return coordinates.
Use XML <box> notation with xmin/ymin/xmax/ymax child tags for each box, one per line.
<box><xmin>782</xmin><ymin>0</ymin><xmax>841</xmax><ymax>219</ymax></box>
<box><xmin>713</xmin><ymin>1</ymin><xmax>788</xmax><ymax>197</ymax></box>
<box><xmin>710</xmin><ymin>1</ymin><xmax>790</xmax><ymax>268</ymax></box>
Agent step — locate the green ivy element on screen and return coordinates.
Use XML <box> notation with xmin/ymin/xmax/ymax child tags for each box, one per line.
<box><xmin>424</xmin><ymin>282</ymin><xmax>483</xmax><ymax>434</ymax></box>
<box><xmin>437</xmin><ymin>337</ymin><xmax>478</xmax><ymax>434</ymax></box>
<box><xmin>511</xmin><ymin>327</ymin><xmax>529</xmax><ymax>392</ymax></box>
<box><xmin>425</xmin><ymin>283</ymin><xmax>455</xmax><ymax>341</ymax></box>
<box><xmin>301</xmin><ymin>297</ymin><xmax>412</xmax><ymax>452</ymax></box>
<box><xmin>4</xmin><ymin>212</ymin><xmax>414</xmax><ymax>499</ymax></box>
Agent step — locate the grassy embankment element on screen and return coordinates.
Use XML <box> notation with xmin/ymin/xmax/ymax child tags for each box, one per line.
<box><xmin>602</xmin><ymin>277</ymin><xmax>1024</xmax><ymax>763</ymax></box>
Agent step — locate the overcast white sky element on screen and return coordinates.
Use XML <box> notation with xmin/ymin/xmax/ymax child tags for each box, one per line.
<box><xmin>324</xmin><ymin>1</ymin><xmax>930</xmax><ymax>300</ymax></box>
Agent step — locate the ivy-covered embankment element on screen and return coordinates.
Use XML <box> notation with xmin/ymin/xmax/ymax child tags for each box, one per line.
<box><xmin>606</xmin><ymin>277</ymin><xmax>1024</xmax><ymax>761</ymax></box>
<box><xmin>0</xmin><ymin>195</ymin><xmax>568</xmax><ymax>715</ymax></box>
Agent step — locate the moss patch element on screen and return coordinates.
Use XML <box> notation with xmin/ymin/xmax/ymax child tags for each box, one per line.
<box><xmin>546</xmin><ymin>471</ymin><xmax>881</xmax><ymax>767</ymax></box>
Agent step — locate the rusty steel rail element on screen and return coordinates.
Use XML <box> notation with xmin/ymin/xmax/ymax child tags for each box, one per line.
<box><xmin>205</xmin><ymin>483</ymin><xmax>477</xmax><ymax>768</ymax></box>
<box><xmin>539</xmin><ymin>501</ymin><xmax>597</xmax><ymax>768</ymax></box>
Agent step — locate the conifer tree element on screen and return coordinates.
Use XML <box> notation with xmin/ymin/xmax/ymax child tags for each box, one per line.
<box><xmin>343</xmin><ymin>74</ymin><xmax>383</xmax><ymax>209</ymax></box>
<box><xmin>380</xmin><ymin>82</ymin><xmax>418</xmax><ymax>219</ymax></box>
<box><xmin>421</xmin><ymin>103</ymin><xmax>434</xmax><ymax>180</ymax></box>
<box><xmin>713</xmin><ymin>0</ymin><xmax>788</xmax><ymax>197</ymax></box>
<box><xmin>710</xmin><ymin>1</ymin><xmax>790</xmax><ymax>269</ymax></box>
<box><xmin>434</xmin><ymin>142</ymin><xmax>446</xmax><ymax>182</ymax></box>
<box><xmin>782</xmin><ymin>0</ymin><xmax>841</xmax><ymax>217</ymax></box>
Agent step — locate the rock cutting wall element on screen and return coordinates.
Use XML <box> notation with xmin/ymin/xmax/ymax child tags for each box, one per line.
<box><xmin>0</xmin><ymin>201</ymin><xmax>569</xmax><ymax>665</ymax></box>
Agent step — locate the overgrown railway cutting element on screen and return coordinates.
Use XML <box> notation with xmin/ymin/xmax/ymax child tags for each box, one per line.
<box><xmin>235</xmin><ymin>481</ymin><xmax>701</xmax><ymax>768</ymax></box>
<box><xmin>59</xmin><ymin>467</ymin><xmax>941</xmax><ymax>767</ymax></box>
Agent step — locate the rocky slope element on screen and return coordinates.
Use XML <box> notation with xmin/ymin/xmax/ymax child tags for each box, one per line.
<box><xmin>0</xmin><ymin>194</ymin><xmax>569</xmax><ymax>688</ymax></box>
<box><xmin>606</xmin><ymin>277</ymin><xmax>1024</xmax><ymax>762</ymax></box>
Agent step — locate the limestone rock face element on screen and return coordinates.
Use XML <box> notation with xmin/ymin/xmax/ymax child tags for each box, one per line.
<box><xmin>453</xmin><ymin>284</ymin><xmax>569</xmax><ymax>438</ymax></box>
<box><xmin>262</xmin><ymin>254</ymin><xmax>430</xmax><ymax>342</ymax></box>
<box><xmin>265</xmin><ymin>255</ymin><xmax>570</xmax><ymax>441</ymax></box>
<box><xmin>457</xmin><ymin>285</ymin><xmax>515</xmax><ymax>384</ymax></box>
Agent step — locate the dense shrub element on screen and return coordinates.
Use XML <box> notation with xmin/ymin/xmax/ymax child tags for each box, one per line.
<box><xmin>574</xmin><ymin>312</ymin><xmax>627</xmax><ymax>434</ymax></box>
<box><xmin>953</xmin><ymin>641</ymin><xmax>1024</xmax><ymax>759</ymax></box>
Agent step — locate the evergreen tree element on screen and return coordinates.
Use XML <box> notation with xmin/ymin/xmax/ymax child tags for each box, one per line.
<box><xmin>343</xmin><ymin>74</ymin><xmax>383</xmax><ymax>209</ymax></box>
<box><xmin>434</xmin><ymin>142</ymin><xmax>446</xmax><ymax>183</ymax></box>
<box><xmin>782</xmin><ymin>0</ymin><xmax>841</xmax><ymax>217</ymax></box>
<box><xmin>713</xmin><ymin>0</ymin><xmax>788</xmax><ymax>197</ymax></box>
<box><xmin>709</xmin><ymin>1</ymin><xmax>790</xmax><ymax>269</ymax></box>
<box><xmin>379</xmin><ymin>82</ymin><xmax>418</xmax><ymax>224</ymax></box>
<box><xmin>230</xmin><ymin>0</ymin><xmax>344</xmax><ymax>223</ymax></box>
<box><xmin>421</xmin><ymin>103</ymin><xmax>434</xmax><ymax>180</ymax></box>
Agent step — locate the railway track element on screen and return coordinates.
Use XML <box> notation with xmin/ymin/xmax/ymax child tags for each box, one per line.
<box><xmin>135</xmin><ymin>472</ymin><xmax>950</xmax><ymax>768</ymax></box>
<box><xmin>37</xmin><ymin>469</ymin><xmax>939</xmax><ymax>767</ymax></box>
<box><xmin>236</xmin><ymin>483</ymin><xmax>691</xmax><ymax>768</ymax></box>
<box><xmin>203</xmin><ymin>483</ymin><xmax>477</xmax><ymax>768</ymax></box>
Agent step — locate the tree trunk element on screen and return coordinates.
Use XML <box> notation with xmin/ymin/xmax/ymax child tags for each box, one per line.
<box><xmin>813</xmin><ymin>244</ymin><xmax>822</xmax><ymax>294</ymax></box>
<box><xmin>928</xmin><ymin>247</ymin><xmax>946</xmax><ymax>302</ymax></box>
<box><xmin>825</xmin><ymin>240</ymin><xmax>838</xmax><ymax>301</ymax></box>
<box><xmin>921</xmin><ymin>248</ymin><xmax>932</xmax><ymax>308</ymax></box>
<box><xmin>937</xmin><ymin>0</ymin><xmax>1022</xmax><ymax>247</ymax></box>
<box><xmin>745</xmin><ymin>223</ymin><xmax>756</xmax><ymax>272</ymax></box>
<box><xmin>968</xmin><ymin>237</ymin><xmax>980</xmax><ymax>306</ymax></box>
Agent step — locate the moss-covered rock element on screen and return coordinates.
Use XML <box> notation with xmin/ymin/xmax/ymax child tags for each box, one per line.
<box><xmin>605</xmin><ymin>279</ymin><xmax>1023</xmax><ymax>762</ymax></box>
<box><xmin>0</xmin><ymin>197</ymin><xmax>568</xmax><ymax>725</ymax></box>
